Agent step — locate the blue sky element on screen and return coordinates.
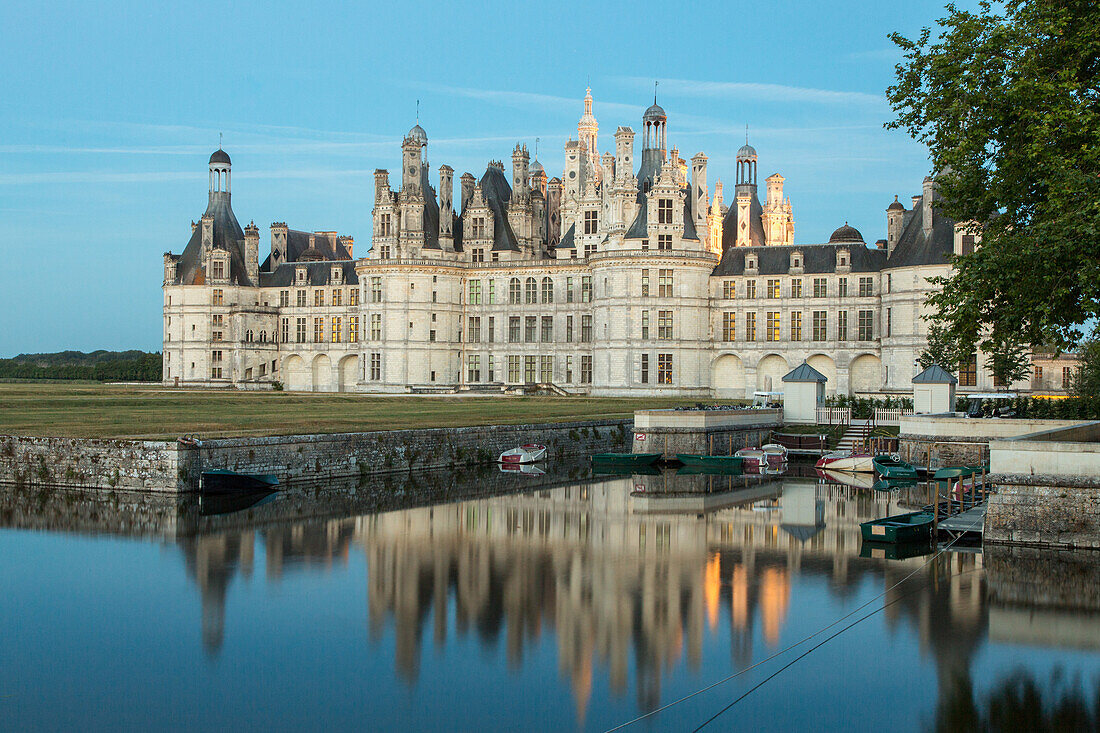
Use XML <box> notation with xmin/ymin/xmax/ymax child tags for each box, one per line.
<box><xmin>0</xmin><ymin>0</ymin><xmax>965</xmax><ymax>356</ymax></box>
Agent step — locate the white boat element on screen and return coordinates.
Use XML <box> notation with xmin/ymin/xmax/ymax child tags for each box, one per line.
<box><xmin>498</xmin><ymin>443</ymin><xmax>547</xmax><ymax>464</ymax></box>
<box><xmin>735</xmin><ymin>447</ymin><xmax>766</xmax><ymax>464</ymax></box>
<box><xmin>815</xmin><ymin>450</ymin><xmax>875</xmax><ymax>472</ymax></box>
<box><xmin>499</xmin><ymin>463</ymin><xmax>546</xmax><ymax>476</ymax></box>
<box><xmin>762</xmin><ymin>443</ymin><xmax>789</xmax><ymax>462</ymax></box>
<box><xmin>817</xmin><ymin>468</ymin><xmax>876</xmax><ymax>490</ymax></box>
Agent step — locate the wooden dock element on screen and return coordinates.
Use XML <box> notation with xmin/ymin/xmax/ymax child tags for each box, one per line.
<box><xmin>938</xmin><ymin>504</ymin><xmax>986</xmax><ymax>541</ymax></box>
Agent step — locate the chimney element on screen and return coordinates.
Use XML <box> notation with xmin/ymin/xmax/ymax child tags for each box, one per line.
<box><xmin>460</xmin><ymin>172</ymin><xmax>476</xmax><ymax>212</ymax></box>
<box><xmin>373</xmin><ymin>169</ymin><xmax>390</xmax><ymax>203</ymax></box>
<box><xmin>244</xmin><ymin>221</ymin><xmax>260</xmax><ymax>285</ymax></box>
<box><xmin>922</xmin><ymin>176</ymin><xmax>934</xmax><ymax>235</ymax></box>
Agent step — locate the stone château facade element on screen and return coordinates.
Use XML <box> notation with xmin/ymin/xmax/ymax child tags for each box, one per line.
<box><xmin>162</xmin><ymin>89</ymin><xmax>1009</xmax><ymax>397</ymax></box>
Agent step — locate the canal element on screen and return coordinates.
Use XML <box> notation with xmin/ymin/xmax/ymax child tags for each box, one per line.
<box><xmin>1</xmin><ymin>463</ymin><xmax>1098</xmax><ymax>731</ymax></box>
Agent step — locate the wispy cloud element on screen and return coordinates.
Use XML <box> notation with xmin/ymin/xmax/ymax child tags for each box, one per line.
<box><xmin>619</xmin><ymin>77</ymin><xmax>886</xmax><ymax>107</ymax></box>
<box><xmin>414</xmin><ymin>83</ymin><xmax>642</xmax><ymax>118</ymax></box>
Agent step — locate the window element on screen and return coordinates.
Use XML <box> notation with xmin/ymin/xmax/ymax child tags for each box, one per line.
<box><xmin>641</xmin><ymin>270</ymin><xmax>650</xmax><ymax>297</ymax></box>
<box><xmin>641</xmin><ymin>239</ymin><xmax>649</xmax><ymax>251</ymax></box>
<box><xmin>581</xmin><ymin>315</ymin><xmax>593</xmax><ymax>343</ymax></box>
<box><xmin>584</xmin><ymin>242</ymin><xmax>597</xmax><ymax>258</ymax></box>
<box><xmin>657</xmin><ymin>234</ymin><xmax>672</xmax><ymax>250</ymax></box>
<box><xmin>858</xmin><ymin>310</ymin><xmax>873</xmax><ymax>340</ymax></box>
<box><xmin>581</xmin><ymin>276</ymin><xmax>592</xmax><ymax>302</ymax></box>
<box><xmin>510</xmin><ymin>278</ymin><xmax>522</xmax><ymax>304</ymax></box>
<box><xmin>370</xmin><ymin>314</ymin><xmax>381</xmax><ymax>340</ymax></box>
<box><xmin>509</xmin><ymin>317</ymin><xmax>521</xmax><ymax>343</ymax></box>
<box><xmin>1064</xmin><ymin>365</ymin><xmax>1073</xmax><ymax>388</ymax></box>
<box><xmin>837</xmin><ymin>311</ymin><xmax>848</xmax><ymax>341</ymax></box>
<box><xmin>524</xmin><ymin>355</ymin><xmax>537</xmax><ymax>383</ymax></box>
<box><xmin>812</xmin><ymin>311</ymin><xmax>827</xmax><ymax>341</ymax></box>
<box><xmin>641</xmin><ymin>311</ymin><xmax>649</xmax><ymax>340</ymax></box>
<box><xmin>838</xmin><ymin>277</ymin><xmax>848</xmax><ymax>298</ymax></box>
<box><xmin>541</xmin><ymin>316</ymin><xmax>553</xmax><ymax>342</ymax></box>
<box><xmin>332</xmin><ymin>289</ymin><xmax>342</xmax><ymax>306</ymax></box>
<box><xmin>524</xmin><ymin>316</ymin><xmax>537</xmax><ymax>342</ymax></box>
<box><xmin>723</xmin><ymin>280</ymin><xmax>735</xmax><ymax>299</ymax></box>
<box><xmin>212</xmin><ymin>261</ymin><xmax>225</xmax><ymax>280</ymax></box>
<box><xmin>658</xmin><ymin>311</ymin><xmax>673</xmax><ymax>340</ymax></box>
<box><xmin>566</xmin><ymin>277</ymin><xmax>574</xmax><ymax>303</ymax></box>
<box><xmin>281</xmin><ymin>318</ymin><xmax>289</xmax><ymax>343</ymax></box>
<box><xmin>961</xmin><ymin>234</ymin><xmax>975</xmax><ymax>256</ymax></box>
<box><xmin>886</xmin><ymin>308</ymin><xmax>892</xmax><ymax>337</ymax></box>
<box><xmin>640</xmin><ymin>354</ymin><xmax>649</xmax><ymax>384</ymax></box>
<box><xmin>469</xmin><ymin>280</ymin><xmax>482</xmax><ymax>305</ymax></box>
<box><xmin>296</xmin><ymin>317</ymin><xmax>306</xmax><ymax>343</ymax></box>
<box><xmin>349</xmin><ymin>316</ymin><xmax>359</xmax><ymax>342</ymax></box>
<box><xmin>471</xmin><ymin>248</ymin><xmax>484</xmax><ymax>263</ymax></box>
<box><xmin>297</xmin><ymin>290</ymin><xmax>306</xmax><ymax>307</ymax></box>
<box><xmin>959</xmin><ymin>354</ymin><xmax>977</xmax><ymax>387</ymax></box>
<box><xmin>580</xmin><ymin>355</ymin><xmax>593</xmax><ymax>384</ymax></box>
<box><xmin>790</xmin><ymin>311</ymin><xmax>802</xmax><ymax>341</ymax></box>
<box><xmin>886</xmin><ymin>274</ymin><xmax>892</xmax><ymax>293</ymax></box>
<box><xmin>722</xmin><ymin>312</ymin><xmax>735</xmax><ymax>341</ymax></box>
<box><xmin>566</xmin><ymin>315</ymin><xmax>574</xmax><ymax>342</ymax></box>
<box><xmin>766</xmin><ymin>312</ymin><xmax>780</xmax><ymax>341</ymax></box>
<box><xmin>314</xmin><ymin>290</ymin><xmax>325</xmax><ymax>307</ymax></box>
<box><xmin>767</xmin><ymin>279</ymin><xmax>780</xmax><ymax>298</ymax></box>
<box><xmin>745</xmin><ymin>312</ymin><xmax>757</xmax><ymax>341</ymax></box>
<box><xmin>859</xmin><ymin>277</ymin><xmax>874</xmax><ymax>297</ymax></box>
<box><xmin>813</xmin><ymin>278</ymin><xmax>827</xmax><ymax>298</ymax></box>
<box><xmin>487</xmin><ymin>355</ymin><xmax>495</xmax><ymax>382</ymax></box>
<box><xmin>658</xmin><ymin>269</ymin><xmax>673</xmax><ymax>297</ymax></box>
<box><xmin>471</xmin><ymin>216</ymin><xmax>486</xmax><ymax>239</ymax></box>
<box><xmin>331</xmin><ymin>317</ymin><xmax>342</xmax><ymax>343</ymax></box>
<box><xmin>370</xmin><ymin>353</ymin><xmax>381</xmax><ymax>381</ymax></box>
<box><xmin>584</xmin><ymin>210</ymin><xmax>598</xmax><ymax>234</ymax></box>
<box><xmin>487</xmin><ymin>316</ymin><xmax>495</xmax><ymax>343</ymax></box>
<box><xmin>542</xmin><ymin>277</ymin><xmax>553</xmax><ymax>303</ymax></box>
<box><xmin>280</xmin><ymin>290</ymin><xmax>289</xmax><ymax>307</ymax></box>
<box><xmin>745</xmin><ymin>280</ymin><xmax>757</xmax><ymax>299</ymax></box>
<box><xmin>565</xmin><ymin>356</ymin><xmax>573</xmax><ymax>383</ymax></box>
<box><xmin>525</xmin><ymin>277</ymin><xmax>537</xmax><ymax>304</ymax></box>
<box><xmin>468</xmin><ymin>355</ymin><xmax>481</xmax><ymax>382</ymax></box>
<box><xmin>212</xmin><ymin>289</ymin><xmax>223</xmax><ymax>306</ymax></box>
<box><xmin>1033</xmin><ymin>365</ymin><xmax>1043</xmax><ymax>385</ymax></box>
<box><xmin>379</xmin><ymin>213</ymin><xmax>392</xmax><ymax>236</ymax></box>
<box><xmin>313</xmin><ymin>317</ymin><xmax>324</xmax><ymax>343</ymax></box>
<box><xmin>468</xmin><ymin>316</ymin><xmax>481</xmax><ymax>343</ymax></box>
<box><xmin>212</xmin><ymin>350</ymin><xmax>222</xmax><ymax>362</ymax></box>
<box><xmin>379</xmin><ymin>245</ymin><xmax>391</xmax><ymax>259</ymax></box>
<box><xmin>349</xmin><ymin>288</ymin><xmax>359</xmax><ymax>306</ymax></box>
<box><xmin>540</xmin><ymin>355</ymin><xmax>553</xmax><ymax>383</ymax></box>
<box><xmin>657</xmin><ymin>354</ymin><xmax>673</xmax><ymax>384</ymax></box>
<box><xmin>507</xmin><ymin>355</ymin><xmax>521</xmax><ymax>383</ymax></box>
<box><xmin>658</xmin><ymin>198</ymin><xmax>673</xmax><ymax>224</ymax></box>
<box><xmin>370</xmin><ymin>277</ymin><xmax>383</xmax><ymax>303</ymax></box>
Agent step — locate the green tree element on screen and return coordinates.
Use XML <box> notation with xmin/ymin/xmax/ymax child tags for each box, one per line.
<box><xmin>1069</xmin><ymin>331</ymin><xmax>1100</xmax><ymax>413</ymax></box>
<box><xmin>918</xmin><ymin>322</ymin><xmax>962</xmax><ymax>370</ymax></box>
<box><xmin>984</xmin><ymin>333</ymin><xmax>1031</xmax><ymax>388</ymax></box>
<box><xmin>887</xmin><ymin>1</ymin><xmax>1100</xmax><ymax>355</ymax></box>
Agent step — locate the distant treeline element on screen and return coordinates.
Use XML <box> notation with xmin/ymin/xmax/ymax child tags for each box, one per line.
<box><xmin>0</xmin><ymin>350</ymin><xmax>162</xmax><ymax>381</ymax></box>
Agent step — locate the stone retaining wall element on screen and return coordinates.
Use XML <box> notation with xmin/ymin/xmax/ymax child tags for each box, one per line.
<box><xmin>0</xmin><ymin>419</ymin><xmax>631</xmax><ymax>494</ymax></box>
<box><xmin>985</xmin><ymin>479</ymin><xmax>1100</xmax><ymax>549</ymax></box>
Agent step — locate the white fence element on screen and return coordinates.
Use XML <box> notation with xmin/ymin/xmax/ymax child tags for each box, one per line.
<box><xmin>873</xmin><ymin>408</ymin><xmax>914</xmax><ymax>426</ymax></box>
<box><xmin>815</xmin><ymin>407</ymin><xmax>851</xmax><ymax>425</ymax></box>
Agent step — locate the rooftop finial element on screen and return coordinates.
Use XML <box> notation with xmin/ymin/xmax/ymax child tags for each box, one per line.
<box><xmin>416</xmin><ymin>99</ymin><xmax>419</xmax><ymax>123</ymax></box>
<box><xmin>745</xmin><ymin>124</ymin><xmax>748</xmax><ymax>145</ymax></box>
<box><xmin>654</xmin><ymin>80</ymin><xmax>658</xmax><ymax>105</ymax></box>
<box><xmin>219</xmin><ymin>132</ymin><xmax>223</xmax><ymax>149</ymax></box>
<box><xmin>535</xmin><ymin>137</ymin><xmax>539</xmax><ymax>159</ymax></box>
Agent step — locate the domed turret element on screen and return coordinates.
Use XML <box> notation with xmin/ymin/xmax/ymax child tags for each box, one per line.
<box><xmin>643</xmin><ymin>102</ymin><xmax>666</xmax><ymax>124</ymax></box>
<box><xmin>209</xmin><ymin>149</ymin><xmax>231</xmax><ymax>165</ymax></box>
<box><xmin>405</xmin><ymin>124</ymin><xmax>428</xmax><ymax>146</ymax></box>
<box><xmin>737</xmin><ymin>142</ymin><xmax>757</xmax><ymax>159</ymax></box>
<box><xmin>887</xmin><ymin>195</ymin><xmax>905</xmax><ymax>212</ymax></box>
<box><xmin>829</xmin><ymin>222</ymin><xmax>864</xmax><ymax>243</ymax></box>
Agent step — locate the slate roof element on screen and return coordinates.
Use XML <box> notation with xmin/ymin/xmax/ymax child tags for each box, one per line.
<box><xmin>782</xmin><ymin>362</ymin><xmax>827</xmax><ymax>383</ymax></box>
<box><xmin>884</xmin><ymin>191</ymin><xmax>956</xmax><ymax>269</ymax></box>
<box><xmin>712</xmin><ymin>242</ymin><xmax>886</xmax><ymax>277</ymax></box>
<box><xmin>912</xmin><ymin>364</ymin><xmax>958</xmax><ymax>384</ymax></box>
<box><xmin>720</xmin><ymin>186</ymin><xmax>767</xmax><ymax>249</ymax></box>
<box><xmin>209</xmin><ymin>149</ymin><xmax>231</xmax><ymax>164</ymax></box>
<box><xmin>557</xmin><ymin>222</ymin><xmax>576</xmax><ymax>249</ymax></box>
<box><xmin>258</xmin><ymin>260</ymin><xmax>359</xmax><ymax>287</ymax></box>
<box><xmin>172</xmin><ymin>192</ymin><xmax>250</xmax><ymax>286</ymax></box>
<box><xmin>472</xmin><ymin>165</ymin><xmax>521</xmax><ymax>251</ymax></box>
<box><xmin>259</xmin><ymin>229</ymin><xmax>352</xmax><ymax>272</ymax></box>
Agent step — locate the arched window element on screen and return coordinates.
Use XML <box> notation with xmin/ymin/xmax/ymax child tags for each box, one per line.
<box><xmin>541</xmin><ymin>277</ymin><xmax>554</xmax><ymax>303</ymax></box>
<box><xmin>509</xmin><ymin>278</ymin><xmax>521</xmax><ymax>304</ymax></box>
<box><xmin>525</xmin><ymin>277</ymin><xmax>537</xmax><ymax>304</ymax></box>
<box><xmin>259</xmin><ymin>331</ymin><xmax>267</xmax><ymax>343</ymax></box>
<box><xmin>245</xmin><ymin>329</ymin><xmax>254</xmax><ymax>343</ymax></box>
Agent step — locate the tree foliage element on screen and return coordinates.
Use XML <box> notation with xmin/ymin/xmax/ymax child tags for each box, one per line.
<box><xmin>0</xmin><ymin>351</ymin><xmax>161</xmax><ymax>381</ymax></box>
<box><xmin>887</xmin><ymin>0</ymin><xmax>1100</xmax><ymax>353</ymax></box>
<box><xmin>918</xmin><ymin>323</ymin><xmax>963</xmax><ymax>370</ymax></box>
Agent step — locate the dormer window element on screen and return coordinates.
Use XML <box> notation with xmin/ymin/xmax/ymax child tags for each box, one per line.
<box><xmin>471</xmin><ymin>216</ymin><xmax>486</xmax><ymax>239</ymax></box>
<box><xmin>584</xmin><ymin>210</ymin><xmax>598</xmax><ymax>234</ymax></box>
<box><xmin>790</xmin><ymin>250</ymin><xmax>803</xmax><ymax>271</ymax></box>
<box><xmin>296</xmin><ymin>267</ymin><xmax>307</xmax><ymax>284</ymax></box>
<box><xmin>657</xmin><ymin>199</ymin><xmax>673</xmax><ymax>224</ymax></box>
<box><xmin>331</xmin><ymin>266</ymin><xmax>342</xmax><ymax>284</ymax></box>
<box><xmin>746</xmin><ymin>254</ymin><xmax>757</xmax><ymax>270</ymax></box>
<box><xmin>837</xmin><ymin>248</ymin><xmax>851</xmax><ymax>270</ymax></box>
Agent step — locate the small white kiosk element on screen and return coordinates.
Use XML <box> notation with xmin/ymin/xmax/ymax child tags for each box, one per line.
<box><xmin>912</xmin><ymin>364</ymin><xmax>957</xmax><ymax>414</ymax></box>
<box><xmin>781</xmin><ymin>362</ymin><xmax>827</xmax><ymax>424</ymax></box>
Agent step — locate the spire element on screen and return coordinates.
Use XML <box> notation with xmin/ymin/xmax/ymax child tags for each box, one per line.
<box><xmin>654</xmin><ymin>80</ymin><xmax>658</xmax><ymax>105</ymax></box>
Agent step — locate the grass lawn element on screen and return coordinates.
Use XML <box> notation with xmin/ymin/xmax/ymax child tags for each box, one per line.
<box><xmin>0</xmin><ymin>382</ymin><xmax>742</xmax><ymax>439</ymax></box>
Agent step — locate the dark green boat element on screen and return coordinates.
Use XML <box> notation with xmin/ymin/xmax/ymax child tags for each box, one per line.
<box><xmin>860</xmin><ymin>511</ymin><xmax>935</xmax><ymax>543</ymax></box>
<box><xmin>676</xmin><ymin>464</ymin><xmax>743</xmax><ymax>476</ymax></box>
<box><xmin>676</xmin><ymin>454</ymin><xmax>744</xmax><ymax>470</ymax></box>
<box><xmin>591</xmin><ymin>463</ymin><xmax>662</xmax><ymax>476</ymax></box>
<box><xmin>871</xmin><ymin>477</ymin><xmax>918</xmax><ymax>492</ymax></box>
<box><xmin>591</xmin><ymin>452</ymin><xmax>663</xmax><ymax>466</ymax></box>
<box><xmin>872</xmin><ymin>454</ymin><xmax>918</xmax><ymax>479</ymax></box>
<box><xmin>860</xmin><ymin>539</ymin><xmax>935</xmax><ymax>560</ymax></box>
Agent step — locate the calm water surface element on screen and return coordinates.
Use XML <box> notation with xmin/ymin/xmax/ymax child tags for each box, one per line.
<box><xmin>1</xmin><ymin>464</ymin><xmax>1098</xmax><ymax>731</ymax></box>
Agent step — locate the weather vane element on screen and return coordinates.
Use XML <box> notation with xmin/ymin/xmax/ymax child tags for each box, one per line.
<box><xmin>654</xmin><ymin>80</ymin><xmax>659</xmax><ymax>104</ymax></box>
<box><xmin>416</xmin><ymin>99</ymin><xmax>419</xmax><ymax>123</ymax></box>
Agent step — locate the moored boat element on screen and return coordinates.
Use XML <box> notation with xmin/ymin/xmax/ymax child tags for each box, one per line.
<box><xmin>860</xmin><ymin>511</ymin><xmax>935</xmax><ymax>543</ymax></box>
<box><xmin>734</xmin><ymin>447</ymin><xmax>766</xmax><ymax>465</ymax></box>
<box><xmin>817</xmin><ymin>468</ymin><xmax>876</xmax><ymax>490</ymax></box>
<box><xmin>872</xmin><ymin>454</ymin><xmax>918</xmax><ymax>479</ymax></box>
<box><xmin>591</xmin><ymin>452</ymin><xmax>663</xmax><ymax>466</ymax></box>
<box><xmin>815</xmin><ymin>450</ymin><xmax>875</xmax><ymax>472</ymax></box>
<box><xmin>499</xmin><ymin>463</ymin><xmax>547</xmax><ymax>475</ymax></box>
<box><xmin>200</xmin><ymin>469</ymin><xmax>279</xmax><ymax>495</ymax></box>
<box><xmin>761</xmin><ymin>443</ymin><xmax>789</xmax><ymax>463</ymax></box>
<box><xmin>499</xmin><ymin>443</ymin><xmax>548</xmax><ymax>464</ymax></box>
<box><xmin>675</xmin><ymin>454</ymin><xmax>744</xmax><ymax>470</ymax></box>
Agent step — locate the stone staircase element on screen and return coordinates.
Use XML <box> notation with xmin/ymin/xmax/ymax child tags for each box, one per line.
<box><xmin>836</xmin><ymin>419</ymin><xmax>873</xmax><ymax>453</ymax></box>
